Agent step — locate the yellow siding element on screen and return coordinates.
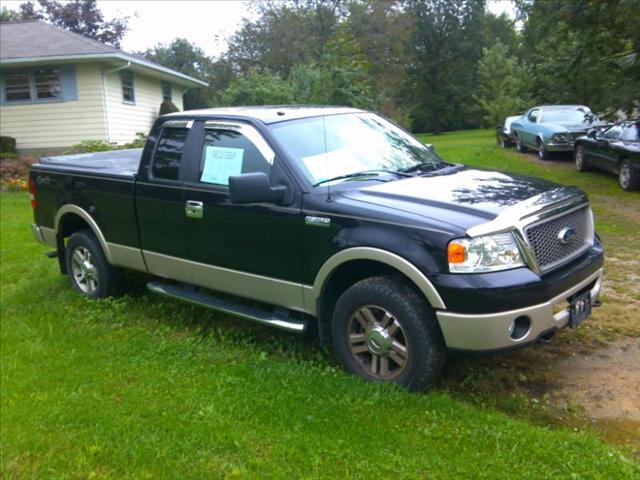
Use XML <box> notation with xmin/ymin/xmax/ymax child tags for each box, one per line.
<box><xmin>0</xmin><ymin>63</ymin><xmax>107</xmax><ymax>149</ymax></box>
<box><xmin>105</xmin><ymin>72</ymin><xmax>184</xmax><ymax>145</ymax></box>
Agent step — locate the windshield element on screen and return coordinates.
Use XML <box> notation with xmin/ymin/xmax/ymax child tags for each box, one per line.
<box><xmin>269</xmin><ymin>113</ymin><xmax>447</xmax><ymax>185</ymax></box>
<box><xmin>540</xmin><ymin>109</ymin><xmax>591</xmax><ymax>124</ymax></box>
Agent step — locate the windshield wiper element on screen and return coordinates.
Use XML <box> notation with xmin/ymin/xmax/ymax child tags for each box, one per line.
<box><xmin>313</xmin><ymin>169</ymin><xmax>413</xmax><ymax>187</ymax></box>
<box><xmin>402</xmin><ymin>162</ymin><xmax>461</xmax><ymax>176</ymax></box>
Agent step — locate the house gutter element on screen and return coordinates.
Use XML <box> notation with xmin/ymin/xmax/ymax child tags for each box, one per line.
<box><xmin>101</xmin><ymin>61</ymin><xmax>131</xmax><ymax>143</ymax></box>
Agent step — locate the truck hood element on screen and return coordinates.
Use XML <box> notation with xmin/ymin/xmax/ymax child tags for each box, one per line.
<box><xmin>338</xmin><ymin>167</ymin><xmax>574</xmax><ymax>231</ymax></box>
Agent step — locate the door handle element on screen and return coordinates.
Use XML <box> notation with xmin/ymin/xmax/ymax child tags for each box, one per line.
<box><xmin>185</xmin><ymin>200</ymin><xmax>203</xmax><ymax>219</ymax></box>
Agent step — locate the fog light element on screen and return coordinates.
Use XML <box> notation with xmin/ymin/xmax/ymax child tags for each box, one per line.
<box><xmin>509</xmin><ymin>316</ymin><xmax>531</xmax><ymax>340</ymax></box>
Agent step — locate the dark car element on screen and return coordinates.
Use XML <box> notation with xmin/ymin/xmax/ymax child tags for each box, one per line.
<box><xmin>496</xmin><ymin>115</ymin><xmax>522</xmax><ymax>148</ymax></box>
<box><xmin>574</xmin><ymin>120</ymin><xmax>640</xmax><ymax>191</ymax></box>
<box><xmin>29</xmin><ymin>106</ymin><xmax>604</xmax><ymax>391</ymax></box>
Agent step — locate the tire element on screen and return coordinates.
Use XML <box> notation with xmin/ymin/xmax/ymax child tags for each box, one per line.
<box><xmin>331</xmin><ymin>276</ymin><xmax>446</xmax><ymax>391</ymax></box>
<box><xmin>537</xmin><ymin>139</ymin><xmax>551</xmax><ymax>160</ymax></box>
<box><xmin>575</xmin><ymin>145</ymin><xmax>589</xmax><ymax>172</ymax></box>
<box><xmin>497</xmin><ymin>135</ymin><xmax>510</xmax><ymax>149</ymax></box>
<box><xmin>618</xmin><ymin>158</ymin><xmax>640</xmax><ymax>191</ymax></box>
<box><xmin>516</xmin><ymin>136</ymin><xmax>528</xmax><ymax>153</ymax></box>
<box><xmin>65</xmin><ymin>230</ymin><xmax>123</xmax><ymax>299</ymax></box>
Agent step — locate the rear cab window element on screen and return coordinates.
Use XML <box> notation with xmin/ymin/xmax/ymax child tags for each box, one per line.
<box><xmin>151</xmin><ymin>122</ymin><xmax>190</xmax><ymax>181</ymax></box>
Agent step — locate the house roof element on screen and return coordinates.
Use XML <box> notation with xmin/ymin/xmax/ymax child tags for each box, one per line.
<box><xmin>0</xmin><ymin>21</ymin><xmax>207</xmax><ymax>87</ymax></box>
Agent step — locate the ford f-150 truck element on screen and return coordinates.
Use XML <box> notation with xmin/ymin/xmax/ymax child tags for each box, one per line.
<box><xmin>30</xmin><ymin>106</ymin><xmax>604</xmax><ymax>391</ymax></box>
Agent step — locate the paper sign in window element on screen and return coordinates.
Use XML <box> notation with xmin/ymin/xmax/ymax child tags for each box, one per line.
<box><xmin>200</xmin><ymin>146</ymin><xmax>244</xmax><ymax>185</ymax></box>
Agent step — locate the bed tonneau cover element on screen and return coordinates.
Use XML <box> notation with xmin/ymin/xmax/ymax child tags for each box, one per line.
<box><xmin>35</xmin><ymin>148</ymin><xmax>142</xmax><ymax>179</ymax></box>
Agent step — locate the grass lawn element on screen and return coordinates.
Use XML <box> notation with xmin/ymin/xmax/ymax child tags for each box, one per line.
<box><xmin>2</xmin><ymin>130</ymin><xmax>639</xmax><ymax>478</ymax></box>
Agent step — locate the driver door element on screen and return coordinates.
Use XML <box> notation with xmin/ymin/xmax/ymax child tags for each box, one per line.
<box><xmin>181</xmin><ymin>120</ymin><xmax>306</xmax><ymax>311</ymax></box>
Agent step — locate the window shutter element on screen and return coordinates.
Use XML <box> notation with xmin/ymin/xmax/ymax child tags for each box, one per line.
<box><xmin>60</xmin><ymin>64</ymin><xmax>78</xmax><ymax>101</ymax></box>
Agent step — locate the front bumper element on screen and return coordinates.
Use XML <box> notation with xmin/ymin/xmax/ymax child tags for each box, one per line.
<box><xmin>436</xmin><ymin>268</ymin><xmax>603</xmax><ymax>351</ymax></box>
<box><xmin>544</xmin><ymin>142</ymin><xmax>574</xmax><ymax>152</ymax></box>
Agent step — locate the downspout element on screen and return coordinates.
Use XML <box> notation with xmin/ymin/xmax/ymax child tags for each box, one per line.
<box><xmin>101</xmin><ymin>61</ymin><xmax>131</xmax><ymax>142</ymax></box>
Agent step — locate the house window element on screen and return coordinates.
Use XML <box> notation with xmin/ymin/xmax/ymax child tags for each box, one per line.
<box><xmin>161</xmin><ymin>81</ymin><xmax>172</xmax><ymax>101</ymax></box>
<box><xmin>121</xmin><ymin>70</ymin><xmax>135</xmax><ymax>103</ymax></box>
<box><xmin>4</xmin><ymin>71</ymin><xmax>32</xmax><ymax>101</ymax></box>
<box><xmin>2</xmin><ymin>68</ymin><xmax>62</xmax><ymax>102</ymax></box>
<box><xmin>34</xmin><ymin>68</ymin><xmax>62</xmax><ymax>99</ymax></box>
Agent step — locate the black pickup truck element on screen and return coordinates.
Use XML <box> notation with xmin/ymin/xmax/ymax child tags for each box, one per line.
<box><xmin>30</xmin><ymin>106</ymin><xmax>604</xmax><ymax>390</ymax></box>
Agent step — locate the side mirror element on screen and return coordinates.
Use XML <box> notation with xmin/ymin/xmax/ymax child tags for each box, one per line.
<box><xmin>587</xmin><ymin>130</ymin><xmax>597</xmax><ymax>139</ymax></box>
<box><xmin>229</xmin><ymin>172</ymin><xmax>287</xmax><ymax>204</ymax></box>
<box><xmin>425</xmin><ymin>143</ymin><xmax>435</xmax><ymax>152</ymax></box>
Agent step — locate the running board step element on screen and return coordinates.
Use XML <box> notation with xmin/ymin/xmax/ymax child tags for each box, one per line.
<box><xmin>147</xmin><ymin>281</ymin><xmax>308</xmax><ymax>333</ymax></box>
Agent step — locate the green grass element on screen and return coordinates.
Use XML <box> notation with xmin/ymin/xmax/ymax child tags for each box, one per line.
<box><xmin>2</xmin><ymin>131</ymin><xmax>639</xmax><ymax>478</ymax></box>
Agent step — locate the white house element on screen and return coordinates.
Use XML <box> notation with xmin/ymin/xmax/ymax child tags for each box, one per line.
<box><xmin>0</xmin><ymin>21</ymin><xmax>207</xmax><ymax>152</ymax></box>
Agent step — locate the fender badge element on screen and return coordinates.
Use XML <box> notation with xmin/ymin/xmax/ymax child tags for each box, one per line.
<box><xmin>558</xmin><ymin>227</ymin><xmax>576</xmax><ymax>244</ymax></box>
<box><xmin>305</xmin><ymin>216</ymin><xmax>331</xmax><ymax>227</ymax></box>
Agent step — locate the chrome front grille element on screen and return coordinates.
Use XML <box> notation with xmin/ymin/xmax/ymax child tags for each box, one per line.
<box><xmin>524</xmin><ymin>207</ymin><xmax>589</xmax><ymax>271</ymax></box>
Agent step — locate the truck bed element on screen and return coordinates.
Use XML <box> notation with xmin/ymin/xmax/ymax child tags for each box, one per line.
<box><xmin>36</xmin><ymin>148</ymin><xmax>142</xmax><ymax>179</ymax></box>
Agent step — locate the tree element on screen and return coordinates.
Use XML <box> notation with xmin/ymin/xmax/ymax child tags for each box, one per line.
<box><xmin>405</xmin><ymin>0</ymin><xmax>489</xmax><ymax>133</ymax></box>
<box><xmin>518</xmin><ymin>0</ymin><xmax>639</xmax><ymax>117</ymax></box>
<box><xmin>143</xmin><ymin>39</ymin><xmax>215</xmax><ymax>109</ymax></box>
<box><xmin>473</xmin><ymin>40</ymin><xmax>530</xmax><ymax>127</ymax></box>
<box><xmin>11</xmin><ymin>0</ymin><xmax>128</xmax><ymax>48</ymax></box>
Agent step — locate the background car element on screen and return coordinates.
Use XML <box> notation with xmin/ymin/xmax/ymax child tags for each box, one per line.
<box><xmin>496</xmin><ymin>115</ymin><xmax>522</xmax><ymax>148</ymax></box>
<box><xmin>574</xmin><ymin>120</ymin><xmax>640</xmax><ymax>191</ymax></box>
<box><xmin>510</xmin><ymin>105</ymin><xmax>604</xmax><ymax>160</ymax></box>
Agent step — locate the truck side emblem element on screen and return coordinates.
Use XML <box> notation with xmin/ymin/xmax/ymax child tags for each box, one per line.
<box><xmin>305</xmin><ymin>216</ymin><xmax>331</xmax><ymax>227</ymax></box>
<box><xmin>558</xmin><ymin>227</ymin><xmax>575</xmax><ymax>244</ymax></box>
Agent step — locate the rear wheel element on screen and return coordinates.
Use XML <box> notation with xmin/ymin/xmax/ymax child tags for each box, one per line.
<box><xmin>331</xmin><ymin>276</ymin><xmax>446</xmax><ymax>391</ymax></box>
<box><xmin>65</xmin><ymin>230</ymin><xmax>123</xmax><ymax>298</ymax></box>
<box><xmin>619</xmin><ymin>158</ymin><xmax>640</xmax><ymax>191</ymax></box>
<box><xmin>575</xmin><ymin>145</ymin><xmax>589</xmax><ymax>172</ymax></box>
<box><xmin>516</xmin><ymin>136</ymin><xmax>528</xmax><ymax>153</ymax></box>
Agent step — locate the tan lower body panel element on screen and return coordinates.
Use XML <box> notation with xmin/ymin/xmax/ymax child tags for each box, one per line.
<box><xmin>142</xmin><ymin>250</ymin><xmax>309</xmax><ymax>314</ymax></box>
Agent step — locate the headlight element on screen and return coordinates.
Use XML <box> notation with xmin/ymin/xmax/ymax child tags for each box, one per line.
<box><xmin>448</xmin><ymin>232</ymin><xmax>524</xmax><ymax>273</ymax></box>
<box><xmin>551</xmin><ymin>133</ymin><xmax>568</xmax><ymax>143</ymax></box>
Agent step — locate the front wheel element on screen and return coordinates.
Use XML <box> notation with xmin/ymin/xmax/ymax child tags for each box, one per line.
<box><xmin>619</xmin><ymin>158</ymin><xmax>640</xmax><ymax>191</ymax></box>
<box><xmin>537</xmin><ymin>140</ymin><xmax>551</xmax><ymax>160</ymax></box>
<box><xmin>575</xmin><ymin>146</ymin><xmax>589</xmax><ymax>172</ymax></box>
<box><xmin>331</xmin><ymin>276</ymin><xmax>446</xmax><ymax>391</ymax></box>
<box><xmin>65</xmin><ymin>230</ymin><xmax>123</xmax><ymax>298</ymax></box>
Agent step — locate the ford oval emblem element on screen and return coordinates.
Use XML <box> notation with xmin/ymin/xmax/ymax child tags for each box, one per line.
<box><xmin>558</xmin><ymin>227</ymin><xmax>576</xmax><ymax>244</ymax></box>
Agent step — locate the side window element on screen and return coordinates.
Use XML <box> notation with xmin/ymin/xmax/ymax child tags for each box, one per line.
<box><xmin>198</xmin><ymin>129</ymin><xmax>272</xmax><ymax>186</ymax></box>
<box><xmin>527</xmin><ymin>110</ymin><xmax>539</xmax><ymax>123</ymax></box>
<box><xmin>603</xmin><ymin>125</ymin><xmax>622</xmax><ymax>139</ymax></box>
<box><xmin>621</xmin><ymin>123</ymin><xmax>639</xmax><ymax>141</ymax></box>
<box><xmin>151</xmin><ymin>127</ymin><xmax>188</xmax><ymax>180</ymax></box>
<box><xmin>121</xmin><ymin>70</ymin><xmax>135</xmax><ymax>103</ymax></box>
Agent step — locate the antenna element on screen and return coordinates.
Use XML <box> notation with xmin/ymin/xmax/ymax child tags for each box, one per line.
<box><xmin>322</xmin><ymin>113</ymin><xmax>333</xmax><ymax>202</ymax></box>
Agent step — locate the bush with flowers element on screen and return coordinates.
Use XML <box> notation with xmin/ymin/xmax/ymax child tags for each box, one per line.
<box><xmin>0</xmin><ymin>156</ymin><xmax>37</xmax><ymax>191</ymax></box>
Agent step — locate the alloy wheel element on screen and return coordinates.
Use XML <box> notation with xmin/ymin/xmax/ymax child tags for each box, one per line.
<box><xmin>620</xmin><ymin>164</ymin><xmax>631</xmax><ymax>189</ymax></box>
<box><xmin>347</xmin><ymin>305</ymin><xmax>409</xmax><ymax>379</ymax></box>
<box><xmin>575</xmin><ymin>148</ymin><xmax>583</xmax><ymax>169</ymax></box>
<box><xmin>70</xmin><ymin>246</ymin><xmax>99</xmax><ymax>294</ymax></box>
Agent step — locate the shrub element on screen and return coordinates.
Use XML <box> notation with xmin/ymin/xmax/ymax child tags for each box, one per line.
<box><xmin>0</xmin><ymin>136</ymin><xmax>17</xmax><ymax>154</ymax></box>
<box><xmin>0</xmin><ymin>156</ymin><xmax>37</xmax><ymax>191</ymax></box>
<box><xmin>0</xmin><ymin>152</ymin><xmax>20</xmax><ymax>161</ymax></box>
<box><xmin>159</xmin><ymin>100</ymin><xmax>179</xmax><ymax>115</ymax></box>
<box><xmin>65</xmin><ymin>140</ymin><xmax>116</xmax><ymax>154</ymax></box>
<box><xmin>123</xmin><ymin>132</ymin><xmax>148</xmax><ymax>149</ymax></box>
